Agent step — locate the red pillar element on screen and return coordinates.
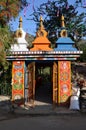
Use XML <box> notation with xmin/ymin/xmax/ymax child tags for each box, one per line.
<box><xmin>58</xmin><ymin>61</ymin><xmax>71</xmax><ymax>106</ymax></box>
<box><xmin>12</xmin><ymin>61</ymin><xmax>25</xmax><ymax>105</ymax></box>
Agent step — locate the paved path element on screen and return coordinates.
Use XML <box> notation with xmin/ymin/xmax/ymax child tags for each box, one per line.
<box><xmin>0</xmin><ymin>95</ymin><xmax>81</xmax><ymax>121</ymax></box>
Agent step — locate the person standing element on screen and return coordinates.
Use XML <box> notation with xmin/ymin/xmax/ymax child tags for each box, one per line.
<box><xmin>69</xmin><ymin>84</ymin><xmax>80</xmax><ymax>110</ymax></box>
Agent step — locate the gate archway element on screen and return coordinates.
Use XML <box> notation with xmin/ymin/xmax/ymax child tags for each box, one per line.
<box><xmin>6</xmin><ymin>15</ymin><xmax>82</xmax><ymax>107</ymax></box>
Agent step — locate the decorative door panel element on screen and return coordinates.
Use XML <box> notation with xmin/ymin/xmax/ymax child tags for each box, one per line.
<box><xmin>58</xmin><ymin>61</ymin><xmax>71</xmax><ymax>105</ymax></box>
<box><xmin>28</xmin><ymin>62</ymin><xmax>35</xmax><ymax>106</ymax></box>
<box><xmin>12</xmin><ymin>61</ymin><xmax>25</xmax><ymax>105</ymax></box>
<box><xmin>53</xmin><ymin>62</ymin><xmax>58</xmax><ymax>106</ymax></box>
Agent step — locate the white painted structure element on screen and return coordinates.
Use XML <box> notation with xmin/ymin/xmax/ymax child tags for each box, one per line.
<box><xmin>11</xmin><ymin>17</ymin><xmax>29</xmax><ymax>52</ymax></box>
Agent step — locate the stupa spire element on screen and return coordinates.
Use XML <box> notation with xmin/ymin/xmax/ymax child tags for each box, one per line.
<box><xmin>61</xmin><ymin>14</ymin><xmax>65</xmax><ymax>28</ymax></box>
<box><xmin>60</xmin><ymin>15</ymin><xmax>67</xmax><ymax>37</ymax></box>
<box><xmin>36</xmin><ymin>16</ymin><xmax>47</xmax><ymax>37</ymax></box>
<box><xmin>40</xmin><ymin>15</ymin><xmax>44</xmax><ymax>29</ymax></box>
<box><xmin>19</xmin><ymin>17</ymin><xmax>22</xmax><ymax>28</ymax></box>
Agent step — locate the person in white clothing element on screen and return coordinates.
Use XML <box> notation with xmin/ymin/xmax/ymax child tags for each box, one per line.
<box><xmin>69</xmin><ymin>85</ymin><xmax>80</xmax><ymax>110</ymax></box>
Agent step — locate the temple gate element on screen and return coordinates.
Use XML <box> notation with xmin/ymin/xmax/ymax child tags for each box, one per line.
<box><xmin>6</xmin><ymin>16</ymin><xmax>82</xmax><ymax>107</ymax></box>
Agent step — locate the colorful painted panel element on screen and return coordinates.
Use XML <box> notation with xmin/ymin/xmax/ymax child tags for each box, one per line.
<box><xmin>58</xmin><ymin>61</ymin><xmax>71</xmax><ymax>105</ymax></box>
<box><xmin>53</xmin><ymin>62</ymin><xmax>58</xmax><ymax>106</ymax></box>
<box><xmin>12</xmin><ymin>61</ymin><xmax>25</xmax><ymax>105</ymax></box>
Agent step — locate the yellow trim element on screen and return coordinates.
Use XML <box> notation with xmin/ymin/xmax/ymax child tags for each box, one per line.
<box><xmin>58</xmin><ymin>61</ymin><xmax>60</xmax><ymax>104</ymax></box>
<box><xmin>12</xmin><ymin>62</ymin><xmax>14</xmax><ymax>101</ymax></box>
<box><xmin>70</xmin><ymin>62</ymin><xmax>72</xmax><ymax>96</ymax></box>
<box><xmin>22</xmin><ymin>61</ymin><xmax>25</xmax><ymax>99</ymax></box>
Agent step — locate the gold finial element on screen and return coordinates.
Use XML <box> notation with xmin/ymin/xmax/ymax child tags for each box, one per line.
<box><xmin>36</xmin><ymin>16</ymin><xmax>48</xmax><ymax>37</ymax></box>
<box><xmin>60</xmin><ymin>15</ymin><xmax>67</xmax><ymax>37</ymax></box>
<box><xmin>15</xmin><ymin>17</ymin><xmax>23</xmax><ymax>38</ymax></box>
<box><xmin>19</xmin><ymin>17</ymin><xmax>22</xmax><ymax>28</ymax></box>
<box><xmin>61</xmin><ymin>15</ymin><xmax>65</xmax><ymax>27</ymax></box>
<box><xmin>40</xmin><ymin>15</ymin><xmax>44</xmax><ymax>29</ymax></box>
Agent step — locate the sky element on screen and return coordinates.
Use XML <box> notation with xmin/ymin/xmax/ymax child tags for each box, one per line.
<box><xmin>10</xmin><ymin>0</ymin><xmax>86</xmax><ymax>36</ymax></box>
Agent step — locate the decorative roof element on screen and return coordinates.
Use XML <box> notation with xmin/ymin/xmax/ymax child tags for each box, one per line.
<box><xmin>6</xmin><ymin>50</ymin><xmax>83</xmax><ymax>61</ymax></box>
<box><xmin>14</xmin><ymin>17</ymin><xmax>28</xmax><ymax>44</ymax></box>
<box><xmin>56</xmin><ymin>37</ymin><xmax>74</xmax><ymax>44</ymax></box>
<box><xmin>7</xmin><ymin>15</ymin><xmax>82</xmax><ymax>62</ymax></box>
<box><xmin>30</xmin><ymin>16</ymin><xmax>52</xmax><ymax>51</ymax></box>
<box><xmin>11</xmin><ymin>17</ymin><xmax>28</xmax><ymax>52</ymax></box>
<box><xmin>54</xmin><ymin>15</ymin><xmax>78</xmax><ymax>51</ymax></box>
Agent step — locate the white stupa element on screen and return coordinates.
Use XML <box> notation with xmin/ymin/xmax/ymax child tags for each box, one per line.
<box><xmin>11</xmin><ymin>17</ymin><xmax>29</xmax><ymax>51</ymax></box>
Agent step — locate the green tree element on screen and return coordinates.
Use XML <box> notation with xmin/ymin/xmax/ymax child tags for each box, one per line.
<box><xmin>0</xmin><ymin>0</ymin><xmax>27</xmax><ymax>95</ymax></box>
<box><xmin>25</xmin><ymin>33</ymin><xmax>34</xmax><ymax>49</ymax></box>
<box><xmin>32</xmin><ymin>0</ymin><xmax>86</xmax><ymax>48</ymax></box>
<box><xmin>0</xmin><ymin>0</ymin><xmax>27</xmax><ymax>68</ymax></box>
<box><xmin>0</xmin><ymin>0</ymin><xmax>27</xmax><ymax>26</ymax></box>
<box><xmin>77</xmin><ymin>40</ymin><xmax>86</xmax><ymax>62</ymax></box>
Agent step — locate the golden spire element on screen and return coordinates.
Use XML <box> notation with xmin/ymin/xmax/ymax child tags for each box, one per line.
<box><xmin>36</xmin><ymin>16</ymin><xmax>47</xmax><ymax>37</ymax></box>
<box><xmin>61</xmin><ymin>15</ymin><xmax>65</xmax><ymax>27</ymax></box>
<box><xmin>60</xmin><ymin>15</ymin><xmax>67</xmax><ymax>37</ymax></box>
<box><xmin>19</xmin><ymin>17</ymin><xmax>22</xmax><ymax>28</ymax></box>
<box><xmin>15</xmin><ymin>17</ymin><xmax>23</xmax><ymax>38</ymax></box>
<box><xmin>40</xmin><ymin>15</ymin><xmax>44</xmax><ymax>29</ymax></box>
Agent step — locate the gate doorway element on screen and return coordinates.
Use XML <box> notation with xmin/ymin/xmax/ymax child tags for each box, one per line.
<box><xmin>27</xmin><ymin>61</ymin><xmax>58</xmax><ymax>107</ymax></box>
<box><xmin>35</xmin><ymin>62</ymin><xmax>53</xmax><ymax>105</ymax></box>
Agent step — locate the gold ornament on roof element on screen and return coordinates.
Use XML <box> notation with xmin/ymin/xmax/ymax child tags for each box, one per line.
<box><xmin>36</xmin><ymin>16</ymin><xmax>48</xmax><ymax>37</ymax></box>
<box><xmin>40</xmin><ymin>15</ymin><xmax>44</xmax><ymax>30</ymax></box>
<box><xmin>15</xmin><ymin>17</ymin><xmax>23</xmax><ymax>38</ymax></box>
<box><xmin>19</xmin><ymin>17</ymin><xmax>22</xmax><ymax>28</ymax></box>
<box><xmin>60</xmin><ymin>29</ymin><xmax>67</xmax><ymax>37</ymax></box>
<box><xmin>60</xmin><ymin>15</ymin><xmax>67</xmax><ymax>37</ymax></box>
<box><xmin>61</xmin><ymin>15</ymin><xmax>65</xmax><ymax>27</ymax></box>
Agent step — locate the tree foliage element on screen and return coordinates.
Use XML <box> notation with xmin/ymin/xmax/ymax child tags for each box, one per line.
<box><xmin>0</xmin><ymin>0</ymin><xmax>27</xmax><ymax>68</ymax></box>
<box><xmin>0</xmin><ymin>0</ymin><xmax>28</xmax><ymax>96</ymax></box>
<box><xmin>32</xmin><ymin>0</ymin><xmax>86</xmax><ymax>48</ymax></box>
<box><xmin>77</xmin><ymin>40</ymin><xmax>86</xmax><ymax>62</ymax></box>
<box><xmin>0</xmin><ymin>0</ymin><xmax>27</xmax><ymax>27</ymax></box>
<box><xmin>25</xmin><ymin>33</ymin><xmax>34</xmax><ymax>49</ymax></box>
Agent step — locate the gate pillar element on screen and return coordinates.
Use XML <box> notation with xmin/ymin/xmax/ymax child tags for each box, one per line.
<box><xmin>58</xmin><ymin>61</ymin><xmax>71</xmax><ymax>106</ymax></box>
<box><xmin>12</xmin><ymin>61</ymin><xmax>25</xmax><ymax>105</ymax></box>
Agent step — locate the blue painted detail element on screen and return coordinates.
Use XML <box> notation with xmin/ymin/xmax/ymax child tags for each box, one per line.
<box><xmin>55</xmin><ymin>44</ymin><xmax>77</xmax><ymax>51</ymax></box>
<box><xmin>54</xmin><ymin>37</ymin><xmax>78</xmax><ymax>51</ymax></box>
<box><xmin>56</xmin><ymin>37</ymin><xmax>74</xmax><ymax>44</ymax></box>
